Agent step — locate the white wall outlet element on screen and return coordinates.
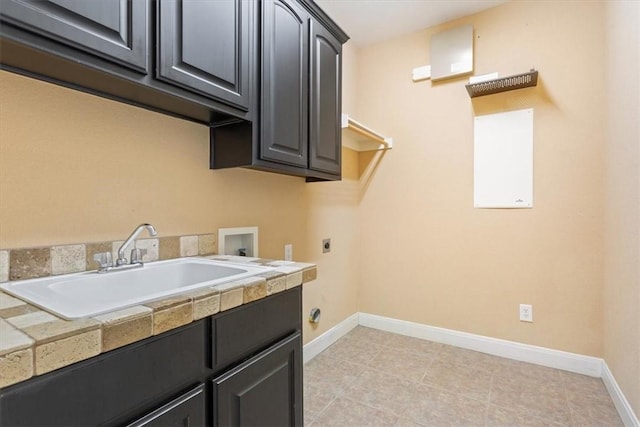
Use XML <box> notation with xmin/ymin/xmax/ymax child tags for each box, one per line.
<box><xmin>519</xmin><ymin>304</ymin><xmax>533</xmax><ymax>322</ymax></box>
<box><xmin>284</xmin><ymin>244</ymin><xmax>293</xmax><ymax>261</ymax></box>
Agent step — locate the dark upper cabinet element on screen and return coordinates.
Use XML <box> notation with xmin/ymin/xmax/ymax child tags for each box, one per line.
<box><xmin>309</xmin><ymin>20</ymin><xmax>342</xmax><ymax>175</ymax></box>
<box><xmin>0</xmin><ymin>0</ymin><xmax>149</xmax><ymax>73</ymax></box>
<box><xmin>157</xmin><ymin>0</ymin><xmax>252</xmax><ymax>110</ymax></box>
<box><xmin>260</xmin><ymin>0</ymin><xmax>309</xmax><ymax>167</ymax></box>
<box><xmin>210</xmin><ymin>0</ymin><xmax>349</xmax><ymax>181</ymax></box>
<box><xmin>213</xmin><ymin>333</ymin><xmax>302</xmax><ymax>427</ymax></box>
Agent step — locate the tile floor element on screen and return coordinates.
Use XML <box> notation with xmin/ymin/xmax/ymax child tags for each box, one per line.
<box><xmin>304</xmin><ymin>326</ymin><xmax>623</xmax><ymax>426</ymax></box>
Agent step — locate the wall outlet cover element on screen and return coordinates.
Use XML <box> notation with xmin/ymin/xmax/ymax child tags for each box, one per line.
<box><xmin>519</xmin><ymin>304</ymin><xmax>533</xmax><ymax>322</ymax></box>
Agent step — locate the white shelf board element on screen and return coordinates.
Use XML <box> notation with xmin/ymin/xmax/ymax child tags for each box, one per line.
<box><xmin>341</xmin><ymin>114</ymin><xmax>393</xmax><ymax>152</ymax></box>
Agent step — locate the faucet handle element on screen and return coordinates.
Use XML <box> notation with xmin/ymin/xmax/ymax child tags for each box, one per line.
<box><xmin>93</xmin><ymin>252</ymin><xmax>113</xmax><ymax>270</ymax></box>
<box><xmin>130</xmin><ymin>248</ymin><xmax>147</xmax><ymax>264</ymax></box>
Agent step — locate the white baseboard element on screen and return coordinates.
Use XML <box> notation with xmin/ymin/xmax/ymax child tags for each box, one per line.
<box><xmin>602</xmin><ymin>362</ymin><xmax>640</xmax><ymax>427</ymax></box>
<box><xmin>358</xmin><ymin>312</ymin><xmax>603</xmax><ymax>377</ymax></box>
<box><xmin>303</xmin><ymin>313</ymin><xmax>358</xmax><ymax>364</ymax></box>
<box><xmin>303</xmin><ymin>312</ymin><xmax>638</xmax><ymax>425</ymax></box>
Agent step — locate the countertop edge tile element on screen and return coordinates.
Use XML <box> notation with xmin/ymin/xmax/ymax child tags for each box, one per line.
<box><xmin>0</xmin><ymin>258</ymin><xmax>316</xmax><ymax>388</ymax></box>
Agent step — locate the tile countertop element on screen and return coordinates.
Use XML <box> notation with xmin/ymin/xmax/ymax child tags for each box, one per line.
<box><xmin>0</xmin><ymin>255</ymin><xmax>317</xmax><ymax>389</ymax></box>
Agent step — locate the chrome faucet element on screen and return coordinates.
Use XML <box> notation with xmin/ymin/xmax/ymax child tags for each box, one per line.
<box><xmin>116</xmin><ymin>223</ymin><xmax>158</xmax><ymax>266</ymax></box>
<box><xmin>93</xmin><ymin>223</ymin><xmax>158</xmax><ymax>273</ymax></box>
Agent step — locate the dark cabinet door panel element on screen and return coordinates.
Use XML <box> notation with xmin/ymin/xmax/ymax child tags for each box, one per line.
<box><xmin>0</xmin><ymin>0</ymin><xmax>149</xmax><ymax>72</ymax></box>
<box><xmin>157</xmin><ymin>0</ymin><xmax>251</xmax><ymax>109</ymax></box>
<box><xmin>127</xmin><ymin>384</ymin><xmax>206</xmax><ymax>427</ymax></box>
<box><xmin>213</xmin><ymin>333</ymin><xmax>302</xmax><ymax>427</ymax></box>
<box><xmin>211</xmin><ymin>287</ymin><xmax>301</xmax><ymax>372</ymax></box>
<box><xmin>309</xmin><ymin>20</ymin><xmax>342</xmax><ymax>175</ymax></box>
<box><xmin>0</xmin><ymin>320</ymin><xmax>207</xmax><ymax>426</ymax></box>
<box><xmin>260</xmin><ymin>0</ymin><xmax>308</xmax><ymax>167</ymax></box>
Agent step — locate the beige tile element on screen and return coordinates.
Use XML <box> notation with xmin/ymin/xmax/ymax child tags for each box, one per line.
<box><xmin>560</xmin><ymin>370</ymin><xmax>610</xmax><ymax>401</ymax></box>
<box><xmin>490</xmin><ymin>371</ymin><xmax>571</xmax><ymax>425</ymax></box>
<box><xmin>151</xmin><ymin>302</ymin><xmax>193</xmax><ymax>335</ymax></box>
<box><xmin>101</xmin><ymin>314</ymin><xmax>153</xmax><ymax>352</ymax></box>
<box><xmin>0</xmin><ymin>302</ymin><xmax>38</xmax><ymax>319</ymax></box>
<box><xmin>566</xmin><ymin>391</ymin><xmax>624</xmax><ymax>426</ymax></box>
<box><xmin>93</xmin><ymin>305</ymin><xmax>152</xmax><ymax>325</ymax></box>
<box><xmin>145</xmin><ymin>295</ymin><xmax>191</xmax><ymax>311</ymax></box>
<box><xmin>436</xmin><ymin>345</ymin><xmax>497</xmax><ymax>372</ymax></box>
<box><xmin>9</xmin><ymin>247</ymin><xmax>51</xmax><ymax>280</ymax></box>
<box><xmin>260</xmin><ymin>271</ymin><xmax>287</xmax><ymax>295</ymax></box>
<box><xmin>35</xmin><ymin>329</ymin><xmax>101</xmax><ymax>375</ymax></box>
<box><xmin>422</xmin><ymin>357</ymin><xmax>493</xmax><ymax>401</ymax></box>
<box><xmin>368</xmin><ymin>346</ymin><xmax>434</xmax><ymax>382</ymax></box>
<box><xmin>486</xmin><ymin>405</ymin><xmax>563</xmax><ymax>426</ymax></box>
<box><xmin>305</xmin><ymin>352</ymin><xmax>366</xmax><ymax>395</ymax></box>
<box><xmin>393</xmin><ymin>419</ymin><xmax>426</xmax><ymax>427</ymax></box>
<box><xmin>412</xmin><ymin>388</ymin><xmax>487</xmax><ymax>426</ymax></box>
<box><xmin>322</xmin><ymin>333</ymin><xmax>381</xmax><ymax>365</ymax></box>
<box><xmin>159</xmin><ymin>236</ymin><xmax>180</xmax><ymax>260</ymax></box>
<box><xmin>190</xmin><ymin>288</ymin><xmax>220</xmax><ymax>320</ymax></box>
<box><xmin>347</xmin><ymin>326</ymin><xmax>397</xmax><ymax>344</ymax></box>
<box><xmin>7</xmin><ymin>310</ymin><xmax>58</xmax><ymax>329</ymax></box>
<box><xmin>382</xmin><ymin>333</ymin><xmax>443</xmax><ymax>357</ymax></box>
<box><xmin>9</xmin><ymin>312</ymin><xmax>100</xmax><ymax>345</ymax></box>
<box><xmin>497</xmin><ymin>359</ymin><xmax>564</xmax><ymax>388</ymax></box>
<box><xmin>51</xmin><ymin>244</ymin><xmax>86</xmax><ymax>275</ymax></box>
<box><xmin>93</xmin><ymin>305</ymin><xmax>153</xmax><ymax>352</ymax></box>
<box><xmin>0</xmin><ymin>250</ymin><xmax>9</xmax><ymax>282</ymax></box>
<box><xmin>304</xmin><ymin>382</ymin><xmax>337</xmax><ymax>423</ymax></box>
<box><xmin>302</xmin><ymin>267</ymin><xmax>317</xmax><ymax>283</ymax></box>
<box><xmin>85</xmin><ymin>242</ymin><xmax>112</xmax><ymax>271</ymax></box>
<box><xmin>242</xmin><ymin>277</ymin><xmax>267</xmax><ymax>303</ymax></box>
<box><xmin>313</xmin><ymin>397</ymin><xmax>398</xmax><ymax>427</ymax></box>
<box><xmin>180</xmin><ymin>235</ymin><xmax>199</xmax><ymax>257</ymax></box>
<box><xmin>0</xmin><ymin>348</ymin><xmax>33</xmax><ymax>388</ymax></box>
<box><xmin>135</xmin><ymin>238</ymin><xmax>159</xmax><ymax>262</ymax></box>
<box><xmin>198</xmin><ymin>234</ymin><xmax>216</xmax><ymax>255</ymax></box>
<box><xmin>193</xmin><ymin>294</ymin><xmax>220</xmax><ymax>320</ymax></box>
<box><xmin>0</xmin><ymin>292</ymin><xmax>30</xmax><ymax>318</ymax></box>
<box><xmin>346</xmin><ymin>368</ymin><xmax>422</xmax><ymax>416</ymax></box>
<box><xmin>285</xmin><ymin>271</ymin><xmax>303</xmax><ymax>289</ymax></box>
<box><xmin>0</xmin><ymin>319</ymin><xmax>34</xmax><ymax>356</ymax></box>
<box><xmin>220</xmin><ymin>287</ymin><xmax>243</xmax><ymax>311</ymax></box>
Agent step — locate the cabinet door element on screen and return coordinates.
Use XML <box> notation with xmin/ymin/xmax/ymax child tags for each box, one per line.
<box><xmin>0</xmin><ymin>0</ymin><xmax>149</xmax><ymax>73</ymax></box>
<box><xmin>127</xmin><ymin>384</ymin><xmax>205</xmax><ymax>427</ymax></box>
<box><xmin>157</xmin><ymin>0</ymin><xmax>252</xmax><ymax>110</ymax></box>
<box><xmin>309</xmin><ymin>20</ymin><xmax>342</xmax><ymax>175</ymax></box>
<box><xmin>213</xmin><ymin>333</ymin><xmax>302</xmax><ymax>427</ymax></box>
<box><xmin>0</xmin><ymin>320</ymin><xmax>207</xmax><ymax>426</ymax></box>
<box><xmin>260</xmin><ymin>0</ymin><xmax>309</xmax><ymax>168</ymax></box>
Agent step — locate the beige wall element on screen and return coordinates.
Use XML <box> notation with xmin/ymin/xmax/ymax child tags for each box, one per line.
<box><xmin>355</xmin><ymin>1</ymin><xmax>606</xmax><ymax>357</ymax></box>
<box><xmin>603</xmin><ymin>1</ymin><xmax>640</xmax><ymax>415</ymax></box>
<box><xmin>0</xmin><ymin>68</ymin><xmax>360</xmax><ymax>345</ymax></box>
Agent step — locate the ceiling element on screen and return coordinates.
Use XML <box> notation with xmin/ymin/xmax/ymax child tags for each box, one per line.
<box><xmin>315</xmin><ymin>0</ymin><xmax>506</xmax><ymax>47</ymax></box>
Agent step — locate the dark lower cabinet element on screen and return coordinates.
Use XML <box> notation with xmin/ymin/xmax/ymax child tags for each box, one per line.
<box><xmin>213</xmin><ymin>333</ymin><xmax>302</xmax><ymax>427</ymax></box>
<box><xmin>0</xmin><ymin>288</ymin><xmax>303</xmax><ymax>427</ymax></box>
<box><xmin>128</xmin><ymin>384</ymin><xmax>206</xmax><ymax>427</ymax></box>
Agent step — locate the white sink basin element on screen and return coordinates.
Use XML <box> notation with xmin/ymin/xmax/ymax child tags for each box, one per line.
<box><xmin>0</xmin><ymin>258</ymin><xmax>273</xmax><ymax>319</ymax></box>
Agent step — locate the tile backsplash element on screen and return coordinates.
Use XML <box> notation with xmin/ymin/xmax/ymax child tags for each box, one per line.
<box><xmin>0</xmin><ymin>233</ymin><xmax>217</xmax><ymax>282</ymax></box>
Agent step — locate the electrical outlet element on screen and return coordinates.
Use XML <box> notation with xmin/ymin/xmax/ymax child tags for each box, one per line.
<box><xmin>519</xmin><ymin>304</ymin><xmax>533</xmax><ymax>322</ymax></box>
<box><xmin>322</xmin><ymin>238</ymin><xmax>331</xmax><ymax>253</ymax></box>
<box><xmin>284</xmin><ymin>244</ymin><xmax>293</xmax><ymax>261</ymax></box>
